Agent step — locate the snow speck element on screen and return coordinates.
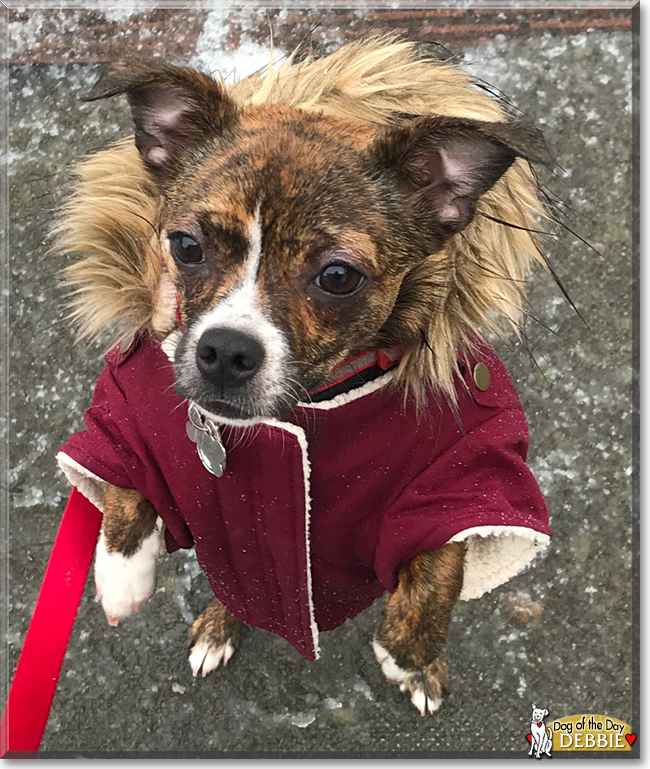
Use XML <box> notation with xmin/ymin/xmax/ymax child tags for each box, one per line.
<box><xmin>290</xmin><ymin>712</ymin><xmax>316</xmax><ymax>728</ymax></box>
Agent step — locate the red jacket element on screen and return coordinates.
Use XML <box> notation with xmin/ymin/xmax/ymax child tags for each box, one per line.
<box><xmin>58</xmin><ymin>334</ymin><xmax>550</xmax><ymax>661</ymax></box>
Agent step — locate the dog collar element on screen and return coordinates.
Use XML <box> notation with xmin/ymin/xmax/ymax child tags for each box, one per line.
<box><xmin>306</xmin><ymin>346</ymin><xmax>402</xmax><ymax>402</ymax></box>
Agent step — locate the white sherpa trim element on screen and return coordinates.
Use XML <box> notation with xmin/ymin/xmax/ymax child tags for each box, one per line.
<box><xmin>192</xmin><ymin>402</ymin><xmax>265</xmax><ymax>429</ymax></box>
<box><xmin>298</xmin><ymin>371</ymin><xmax>396</xmax><ymax>410</ymax></box>
<box><xmin>206</xmin><ymin>416</ymin><xmax>320</xmax><ymax>657</ymax></box>
<box><xmin>265</xmin><ymin>420</ymin><xmax>320</xmax><ymax>660</ymax></box>
<box><xmin>56</xmin><ymin>451</ymin><xmax>108</xmax><ymax>511</ymax></box>
<box><xmin>448</xmin><ymin>525</ymin><xmax>550</xmax><ymax>600</ymax></box>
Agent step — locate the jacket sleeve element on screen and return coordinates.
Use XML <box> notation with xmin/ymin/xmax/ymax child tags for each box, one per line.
<box><xmin>57</xmin><ymin>363</ymin><xmax>142</xmax><ymax>509</ymax></box>
<box><xmin>374</xmin><ymin>408</ymin><xmax>551</xmax><ymax>601</ymax></box>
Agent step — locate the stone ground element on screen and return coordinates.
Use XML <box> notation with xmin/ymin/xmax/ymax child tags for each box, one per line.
<box><xmin>4</xmin><ymin>5</ymin><xmax>637</xmax><ymax>757</ymax></box>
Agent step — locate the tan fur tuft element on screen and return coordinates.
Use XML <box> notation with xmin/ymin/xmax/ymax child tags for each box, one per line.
<box><xmin>52</xmin><ymin>34</ymin><xmax>549</xmax><ymax>399</ymax></box>
<box><xmin>52</xmin><ymin>137</ymin><xmax>172</xmax><ymax>351</ymax></box>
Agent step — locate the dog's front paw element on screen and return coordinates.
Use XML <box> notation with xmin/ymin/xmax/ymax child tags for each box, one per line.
<box><xmin>188</xmin><ymin>638</ymin><xmax>236</xmax><ymax>677</ymax></box>
<box><xmin>373</xmin><ymin>640</ymin><xmax>451</xmax><ymax>716</ymax></box>
<box><xmin>187</xmin><ymin>599</ymin><xmax>242</xmax><ymax>677</ymax></box>
<box><xmin>398</xmin><ymin>659</ymin><xmax>451</xmax><ymax>716</ymax></box>
<box><xmin>94</xmin><ymin>528</ymin><xmax>163</xmax><ymax>626</ymax></box>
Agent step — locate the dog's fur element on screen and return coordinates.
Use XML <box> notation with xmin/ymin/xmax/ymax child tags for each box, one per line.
<box><xmin>52</xmin><ymin>35</ymin><xmax>552</xmax><ymax>715</ymax></box>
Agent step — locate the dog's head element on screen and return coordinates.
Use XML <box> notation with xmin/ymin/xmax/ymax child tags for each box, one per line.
<box><xmin>87</xmin><ymin>60</ymin><xmax>550</xmax><ymax>421</ymax></box>
<box><xmin>532</xmin><ymin>705</ymin><xmax>549</xmax><ymax>722</ymax></box>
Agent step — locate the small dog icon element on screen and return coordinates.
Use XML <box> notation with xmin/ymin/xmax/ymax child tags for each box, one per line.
<box><xmin>529</xmin><ymin>704</ymin><xmax>552</xmax><ymax>758</ymax></box>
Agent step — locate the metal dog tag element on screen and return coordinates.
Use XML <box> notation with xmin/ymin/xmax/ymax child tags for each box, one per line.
<box><xmin>186</xmin><ymin>404</ymin><xmax>227</xmax><ymax>477</ymax></box>
<box><xmin>185</xmin><ymin>419</ymin><xmax>200</xmax><ymax>443</ymax></box>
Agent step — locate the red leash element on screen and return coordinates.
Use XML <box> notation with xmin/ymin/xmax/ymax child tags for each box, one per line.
<box><xmin>1</xmin><ymin>489</ymin><xmax>102</xmax><ymax>756</ymax></box>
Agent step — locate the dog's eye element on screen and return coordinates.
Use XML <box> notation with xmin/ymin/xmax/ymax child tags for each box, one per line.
<box><xmin>168</xmin><ymin>232</ymin><xmax>204</xmax><ymax>265</ymax></box>
<box><xmin>316</xmin><ymin>263</ymin><xmax>365</xmax><ymax>295</ymax></box>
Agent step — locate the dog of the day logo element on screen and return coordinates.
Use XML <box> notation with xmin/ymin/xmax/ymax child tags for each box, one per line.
<box><xmin>527</xmin><ymin>708</ymin><xmax>636</xmax><ymax>755</ymax></box>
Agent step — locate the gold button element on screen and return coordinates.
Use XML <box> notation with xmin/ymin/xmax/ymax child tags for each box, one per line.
<box><xmin>472</xmin><ymin>362</ymin><xmax>491</xmax><ymax>391</ymax></box>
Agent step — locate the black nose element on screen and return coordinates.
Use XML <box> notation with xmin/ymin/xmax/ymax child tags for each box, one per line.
<box><xmin>195</xmin><ymin>328</ymin><xmax>265</xmax><ymax>392</ymax></box>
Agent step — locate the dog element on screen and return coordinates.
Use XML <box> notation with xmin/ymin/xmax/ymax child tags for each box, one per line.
<box><xmin>529</xmin><ymin>705</ymin><xmax>553</xmax><ymax>758</ymax></box>
<box><xmin>53</xmin><ymin>35</ymin><xmax>553</xmax><ymax>716</ymax></box>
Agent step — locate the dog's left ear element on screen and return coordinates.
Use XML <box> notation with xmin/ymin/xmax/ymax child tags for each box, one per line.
<box><xmin>83</xmin><ymin>60</ymin><xmax>238</xmax><ymax>186</ymax></box>
<box><xmin>544</xmin><ymin>709</ymin><xmax>549</xmax><ymax>717</ymax></box>
<box><xmin>366</xmin><ymin>116</ymin><xmax>552</xmax><ymax>240</ymax></box>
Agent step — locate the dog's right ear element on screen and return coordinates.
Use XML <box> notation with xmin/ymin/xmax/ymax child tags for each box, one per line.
<box><xmin>84</xmin><ymin>61</ymin><xmax>237</xmax><ymax>186</ymax></box>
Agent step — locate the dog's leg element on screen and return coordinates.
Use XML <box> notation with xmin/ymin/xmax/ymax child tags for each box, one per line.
<box><xmin>188</xmin><ymin>599</ymin><xmax>243</xmax><ymax>677</ymax></box>
<box><xmin>532</xmin><ymin>736</ymin><xmax>540</xmax><ymax>758</ymax></box>
<box><xmin>95</xmin><ymin>484</ymin><xmax>163</xmax><ymax>626</ymax></box>
<box><xmin>373</xmin><ymin>542</ymin><xmax>466</xmax><ymax>716</ymax></box>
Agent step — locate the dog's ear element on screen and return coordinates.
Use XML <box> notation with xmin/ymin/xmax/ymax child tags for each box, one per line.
<box><xmin>544</xmin><ymin>709</ymin><xmax>548</xmax><ymax>717</ymax></box>
<box><xmin>366</xmin><ymin>116</ymin><xmax>552</xmax><ymax>239</ymax></box>
<box><xmin>532</xmin><ymin>704</ymin><xmax>537</xmax><ymax>711</ymax></box>
<box><xmin>84</xmin><ymin>60</ymin><xmax>237</xmax><ymax>185</ymax></box>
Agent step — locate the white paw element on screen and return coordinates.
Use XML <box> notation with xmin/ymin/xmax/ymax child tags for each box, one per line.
<box><xmin>189</xmin><ymin>639</ymin><xmax>236</xmax><ymax>677</ymax></box>
<box><xmin>373</xmin><ymin>640</ymin><xmax>445</xmax><ymax>716</ymax></box>
<box><xmin>373</xmin><ymin>639</ymin><xmax>412</xmax><ymax>682</ymax></box>
<box><xmin>94</xmin><ymin>526</ymin><xmax>163</xmax><ymax>626</ymax></box>
<box><xmin>406</xmin><ymin>680</ymin><xmax>443</xmax><ymax>716</ymax></box>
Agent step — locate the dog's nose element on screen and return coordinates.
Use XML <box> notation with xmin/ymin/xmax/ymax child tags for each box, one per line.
<box><xmin>195</xmin><ymin>328</ymin><xmax>265</xmax><ymax>391</ymax></box>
